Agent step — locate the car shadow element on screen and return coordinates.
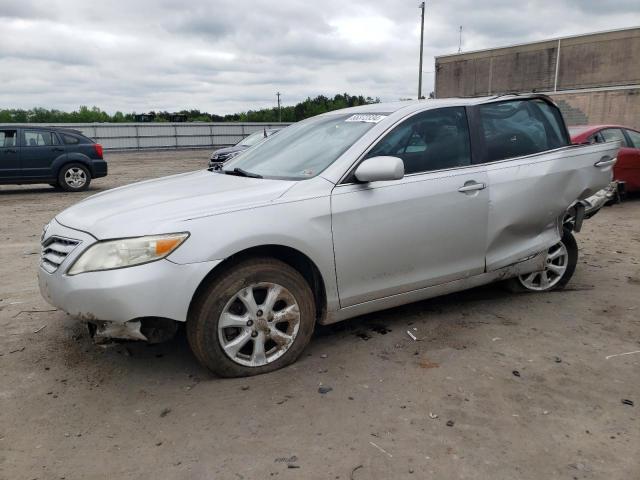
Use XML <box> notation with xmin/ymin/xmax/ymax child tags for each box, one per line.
<box><xmin>64</xmin><ymin>282</ymin><xmax>515</xmax><ymax>381</ymax></box>
<box><xmin>0</xmin><ymin>185</ymin><xmax>106</xmax><ymax>195</ymax></box>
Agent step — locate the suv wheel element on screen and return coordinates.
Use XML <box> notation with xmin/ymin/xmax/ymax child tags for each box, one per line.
<box><xmin>58</xmin><ymin>163</ymin><xmax>91</xmax><ymax>192</ymax></box>
<box><xmin>187</xmin><ymin>258</ymin><xmax>316</xmax><ymax>377</ymax></box>
<box><xmin>506</xmin><ymin>229</ymin><xmax>578</xmax><ymax>293</ymax></box>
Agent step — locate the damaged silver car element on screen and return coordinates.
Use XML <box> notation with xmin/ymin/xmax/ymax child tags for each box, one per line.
<box><xmin>39</xmin><ymin>95</ymin><xmax>618</xmax><ymax>377</ymax></box>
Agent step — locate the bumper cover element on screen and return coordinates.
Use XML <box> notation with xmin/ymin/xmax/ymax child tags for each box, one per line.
<box><xmin>38</xmin><ymin>220</ymin><xmax>221</xmax><ymax>323</ymax></box>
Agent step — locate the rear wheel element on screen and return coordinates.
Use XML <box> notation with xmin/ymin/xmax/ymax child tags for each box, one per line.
<box><xmin>187</xmin><ymin>258</ymin><xmax>316</xmax><ymax>377</ymax></box>
<box><xmin>506</xmin><ymin>229</ymin><xmax>578</xmax><ymax>293</ymax></box>
<box><xmin>58</xmin><ymin>163</ymin><xmax>91</xmax><ymax>192</ymax></box>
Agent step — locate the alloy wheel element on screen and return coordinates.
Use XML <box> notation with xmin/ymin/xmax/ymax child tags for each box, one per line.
<box><xmin>64</xmin><ymin>167</ymin><xmax>87</xmax><ymax>189</ymax></box>
<box><xmin>518</xmin><ymin>242</ymin><xmax>568</xmax><ymax>291</ymax></box>
<box><xmin>218</xmin><ymin>282</ymin><xmax>301</xmax><ymax>367</ymax></box>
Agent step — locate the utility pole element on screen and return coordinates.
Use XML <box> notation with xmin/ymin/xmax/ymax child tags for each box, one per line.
<box><xmin>418</xmin><ymin>2</ymin><xmax>425</xmax><ymax>99</ymax></box>
<box><xmin>276</xmin><ymin>92</ymin><xmax>281</xmax><ymax>122</ymax></box>
<box><xmin>458</xmin><ymin>25</ymin><xmax>463</xmax><ymax>53</ymax></box>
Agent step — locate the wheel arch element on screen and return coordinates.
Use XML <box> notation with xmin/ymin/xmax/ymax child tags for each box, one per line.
<box><xmin>55</xmin><ymin>154</ymin><xmax>94</xmax><ymax>177</ymax></box>
<box><xmin>188</xmin><ymin>244</ymin><xmax>328</xmax><ymax>323</ymax></box>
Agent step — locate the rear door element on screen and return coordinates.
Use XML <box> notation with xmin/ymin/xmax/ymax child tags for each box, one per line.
<box><xmin>20</xmin><ymin>129</ymin><xmax>66</xmax><ymax>179</ymax></box>
<box><xmin>477</xmin><ymin>98</ymin><xmax>617</xmax><ymax>271</ymax></box>
<box><xmin>331</xmin><ymin>106</ymin><xmax>489</xmax><ymax>307</ymax></box>
<box><xmin>602</xmin><ymin>128</ymin><xmax>640</xmax><ymax>192</ymax></box>
<box><xmin>0</xmin><ymin>129</ymin><xmax>19</xmax><ymax>179</ymax></box>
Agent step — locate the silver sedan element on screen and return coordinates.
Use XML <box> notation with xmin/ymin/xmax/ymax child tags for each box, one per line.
<box><xmin>39</xmin><ymin>94</ymin><xmax>618</xmax><ymax>377</ymax></box>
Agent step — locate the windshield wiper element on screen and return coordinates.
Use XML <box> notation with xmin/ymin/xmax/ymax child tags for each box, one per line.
<box><xmin>223</xmin><ymin>167</ymin><xmax>263</xmax><ymax>179</ymax></box>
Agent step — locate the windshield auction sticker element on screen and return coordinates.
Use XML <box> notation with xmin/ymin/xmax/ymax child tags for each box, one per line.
<box><xmin>344</xmin><ymin>114</ymin><xmax>387</xmax><ymax>123</ymax></box>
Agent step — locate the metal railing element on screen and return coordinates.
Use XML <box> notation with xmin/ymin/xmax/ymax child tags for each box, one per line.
<box><xmin>1</xmin><ymin>122</ymin><xmax>291</xmax><ymax>150</ymax></box>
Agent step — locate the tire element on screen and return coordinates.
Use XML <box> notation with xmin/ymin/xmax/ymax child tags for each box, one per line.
<box><xmin>58</xmin><ymin>163</ymin><xmax>91</xmax><ymax>192</ymax></box>
<box><xmin>187</xmin><ymin>258</ymin><xmax>316</xmax><ymax>377</ymax></box>
<box><xmin>506</xmin><ymin>229</ymin><xmax>578</xmax><ymax>293</ymax></box>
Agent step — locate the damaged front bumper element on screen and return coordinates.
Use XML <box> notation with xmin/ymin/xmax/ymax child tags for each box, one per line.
<box><xmin>38</xmin><ymin>219</ymin><xmax>222</xmax><ymax>337</ymax></box>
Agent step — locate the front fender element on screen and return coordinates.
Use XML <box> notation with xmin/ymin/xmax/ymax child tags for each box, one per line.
<box><xmin>167</xmin><ymin>195</ymin><xmax>339</xmax><ymax>311</ymax></box>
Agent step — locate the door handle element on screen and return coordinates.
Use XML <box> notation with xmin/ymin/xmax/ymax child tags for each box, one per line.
<box><xmin>594</xmin><ymin>156</ymin><xmax>616</xmax><ymax>167</ymax></box>
<box><xmin>52</xmin><ymin>147</ymin><xmax>65</xmax><ymax>152</ymax></box>
<box><xmin>458</xmin><ymin>181</ymin><xmax>486</xmax><ymax>193</ymax></box>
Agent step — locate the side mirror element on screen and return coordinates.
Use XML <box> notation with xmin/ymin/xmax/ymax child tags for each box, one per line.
<box><xmin>354</xmin><ymin>156</ymin><xmax>404</xmax><ymax>183</ymax></box>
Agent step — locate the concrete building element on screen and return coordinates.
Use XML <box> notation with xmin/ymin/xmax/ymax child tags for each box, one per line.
<box><xmin>434</xmin><ymin>27</ymin><xmax>640</xmax><ymax>129</ymax></box>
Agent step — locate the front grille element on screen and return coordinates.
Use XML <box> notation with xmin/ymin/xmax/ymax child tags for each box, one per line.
<box><xmin>41</xmin><ymin>236</ymin><xmax>80</xmax><ymax>273</ymax></box>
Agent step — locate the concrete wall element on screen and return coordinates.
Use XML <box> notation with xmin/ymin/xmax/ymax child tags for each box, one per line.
<box><xmin>551</xmin><ymin>88</ymin><xmax>640</xmax><ymax>129</ymax></box>
<box><xmin>435</xmin><ymin>27</ymin><xmax>640</xmax><ymax>97</ymax></box>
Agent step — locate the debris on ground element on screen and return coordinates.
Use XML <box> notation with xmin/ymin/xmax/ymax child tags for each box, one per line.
<box><xmin>160</xmin><ymin>407</ymin><xmax>172</xmax><ymax>417</ymax></box>
<box><xmin>554</xmin><ymin>356</ymin><xmax>562</xmax><ymax>363</ymax></box>
<box><xmin>418</xmin><ymin>357</ymin><xmax>439</xmax><ymax>369</ymax></box>
<box><xmin>512</xmin><ymin>370</ymin><xmax>521</xmax><ymax>377</ymax></box>
<box><xmin>33</xmin><ymin>325</ymin><xmax>47</xmax><ymax>334</ymax></box>
<box><xmin>350</xmin><ymin>464</ymin><xmax>363</xmax><ymax>480</ymax></box>
<box><xmin>605</xmin><ymin>350</ymin><xmax>640</xmax><ymax>360</ymax></box>
<box><xmin>318</xmin><ymin>386</ymin><xmax>333</xmax><ymax>394</ymax></box>
<box><xmin>240</xmin><ymin>385</ymin><xmax>250</xmax><ymax>391</ymax></box>
<box><xmin>407</xmin><ymin>331</ymin><xmax>417</xmax><ymax>341</ymax></box>
<box><xmin>369</xmin><ymin>441</ymin><xmax>393</xmax><ymax>458</ymax></box>
<box><xmin>9</xmin><ymin>346</ymin><xmax>25</xmax><ymax>354</ymax></box>
<box><xmin>621</xmin><ymin>399</ymin><xmax>634</xmax><ymax>406</ymax></box>
<box><xmin>446</xmin><ymin>420</ymin><xmax>455</xmax><ymax>427</ymax></box>
<box><xmin>429</xmin><ymin>412</ymin><xmax>438</xmax><ymax>419</ymax></box>
<box><xmin>320</xmin><ymin>354</ymin><xmax>328</xmax><ymax>359</ymax></box>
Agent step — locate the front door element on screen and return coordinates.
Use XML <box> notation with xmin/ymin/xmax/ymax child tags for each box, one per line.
<box><xmin>331</xmin><ymin>106</ymin><xmax>489</xmax><ymax>308</ymax></box>
<box><xmin>20</xmin><ymin>129</ymin><xmax>65</xmax><ymax>179</ymax></box>
<box><xmin>0</xmin><ymin>129</ymin><xmax>19</xmax><ymax>180</ymax></box>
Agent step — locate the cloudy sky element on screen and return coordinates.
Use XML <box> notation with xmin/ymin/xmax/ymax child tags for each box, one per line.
<box><xmin>0</xmin><ymin>0</ymin><xmax>638</xmax><ymax>114</ymax></box>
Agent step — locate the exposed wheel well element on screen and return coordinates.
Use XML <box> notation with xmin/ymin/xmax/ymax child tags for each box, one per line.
<box><xmin>188</xmin><ymin>245</ymin><xmax>327</xmax><ymax>322</ymax></box>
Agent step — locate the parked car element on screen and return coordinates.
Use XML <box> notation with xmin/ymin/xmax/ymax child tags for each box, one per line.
<box><xmin>570</xmin><ymin>125</ymin><xmax>640</xmax><ymax>192</ymax></box>
<box><xmin>39</xmin><ymin>95</ymin><xmax>617</xmax><ymax>377</ymax></box>
<box><xmin>0</xmin><ymin>126</ymin><xmax>106</xmax><ymax>191</ymax></box>
<box><xmin>208</xmin><ymin>128</ymin><xmax>280</xmax><ymax>169</ymax></box>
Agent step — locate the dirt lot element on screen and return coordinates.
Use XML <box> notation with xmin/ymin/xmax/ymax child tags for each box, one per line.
<box><xmin>1</xmin><ymin>150</ymin><xmax>639</xmax><ymax>480</ymax></box>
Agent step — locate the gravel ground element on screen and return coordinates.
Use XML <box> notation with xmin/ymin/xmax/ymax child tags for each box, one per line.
<box><xmin>1</xmin><ymin>150</ymin><xmax>639</xmax><ymax>480</ymax></box>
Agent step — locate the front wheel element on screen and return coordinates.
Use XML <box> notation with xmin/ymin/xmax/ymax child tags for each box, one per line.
<box><xmin>187</xmin><ymin>258</ymin><xmax>316</xmax><ymax>377</ymax></box>
<box><xmin>58</xmin><ymin>163</ymin><xmax>91</xmax><ymax>192</ymax></box>
<box><xmin>506</xmin><ymin>229</ymin><xmax>578</xmax><ymax>293</ymax></box>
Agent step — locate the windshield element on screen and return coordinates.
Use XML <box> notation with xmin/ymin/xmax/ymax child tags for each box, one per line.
<box><xmin>237</xmin><ymin>130</ymin><xmax>268</xmax><ymax>147</ymax></box>
<box><xmin>223</xmin><ymin>114</ymin><xmax>382</xmax><ymax>179</ymax></box>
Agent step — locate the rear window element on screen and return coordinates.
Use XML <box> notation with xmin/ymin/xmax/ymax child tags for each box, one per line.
<box><xmin>479</xmin><ymin>99</ymin><xmax>569</xmax><ymax>162</ymax></box>
<box><xmin>61</xmin><ymin>133</ymin><xmax>81</xmax><ymax>145</ymax></box>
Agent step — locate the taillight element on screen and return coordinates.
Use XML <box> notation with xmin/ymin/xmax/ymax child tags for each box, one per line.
<box><xmin>94</xmin><ymin>143</ymin><xmax>103</xmax><ymax>158</ymax></box>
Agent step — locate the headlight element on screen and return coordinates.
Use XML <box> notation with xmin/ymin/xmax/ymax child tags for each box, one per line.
<box><xmin>67</xmin><ymin>233</ymin><xmax>189</xmax><ymax>275</ymax></box>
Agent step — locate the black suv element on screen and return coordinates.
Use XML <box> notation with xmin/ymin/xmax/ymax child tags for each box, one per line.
<box><xmin>0</xmin><ymin>126</ymin><xmax>107</xmax><ymax>191</ymax></box>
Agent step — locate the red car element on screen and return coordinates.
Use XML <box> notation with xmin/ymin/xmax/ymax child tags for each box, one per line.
<box><xmin>569</xmin><ymin>125</ymin><xmax>640</xmax><ymax>192</ymax></box>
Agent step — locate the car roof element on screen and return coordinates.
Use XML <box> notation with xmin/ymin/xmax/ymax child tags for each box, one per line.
<box><xmin>322</xmin><ymin>94</ymin><xmax>551</xmax><ymax>116</ymax></box>
<box><xmin>569</xmin><ymin>124</ymin><xmax>636</xmax><ymax>139</ymax></box>
<box><xmin>0</xmin><ymin>125</ymin><xmax>85</xmax><ymax>135</ymax></box>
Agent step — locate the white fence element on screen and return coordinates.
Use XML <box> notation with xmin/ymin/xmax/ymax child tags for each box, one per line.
<box><xmin>10</xmin><ymin>122</ymin><xmax>291</xmax><ymax>150</ymax></box>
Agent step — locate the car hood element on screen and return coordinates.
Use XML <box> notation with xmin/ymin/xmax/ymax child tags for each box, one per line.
<box><xmin>56</xmin><ymin>170</ymin><xmax>296</xmax><ymax>239</ymax></box>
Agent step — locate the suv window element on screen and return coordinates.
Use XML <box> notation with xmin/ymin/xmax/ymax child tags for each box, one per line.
<box><xmin>24</xmin><ymin>130</ymin><xmax>54</xmax><ymax>147</ymax></box>
<box><xmin>61</xmin><ymin>133</ymin><xmax>80</xmax><ymax>145</ymax></box>
<box><xmin>601</xmin><ymin>128</ymin><xmax>628</xmax><ymax>147</ymax></box>
<box><xmin>479</xmin><ymin>99</ymin><xmax>569</xmax><ymax>162</ymax></box>
<box><xmin>624</xmin><ymin>129</ymin><xmax>640</xmax><ymax>148</ymax></box>
<box><xmin>0</xmin><ymin>130</ymin><xmax>17</xmax><ymax>147</ymax></box>
<box><xmin>365</xmin><ymin>107</ymin><xmax>471</xmax><ymax>174</ymax></box>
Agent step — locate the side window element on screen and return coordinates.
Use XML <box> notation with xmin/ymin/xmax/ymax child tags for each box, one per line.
<box><xmin>0</xmin><ymin>130</ymin><xmax>17</xmax><ymax>147</ymax></box>
<box><xmin>587</xmin><ymin>132</ymin><xmax>606</xmax><ymax>144</ymax></box>
<box><xmin>24</xmin><ymin>130</ymin><xmax>54</xmax><ymax>147</ymax></box>
<box><xmin>365</xmin><ymin>107</ymin><xmax>471</xmax><ymax>174</ymax></box>
<box><xmin>625</xmin><ymin>129</ymin><xmax>640</xmax><ymax>148</ymax></box>
<box><xmin>601</xmin><ymin>128</ymin><xmax>628</xmax><ymax>147</ymax></box>
<box><xmin>61</xmin><ymin>134</ymin><xmax>80</xmax><ymax>145</ymax></box>
<box><xmin>51</xmin><ymin>133</ymin><xmax>60</xmax><ymax>145</ymax></box>
<box><xmin>479</xmin><ymin>99</ymin><xmax>569</xmax><ymax>162</ymax></box>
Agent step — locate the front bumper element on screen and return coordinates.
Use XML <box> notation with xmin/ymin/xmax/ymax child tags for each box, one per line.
<box><xmin>38</xmin><ymin>219</ymin><xmax>221</xmax><ymax>323</ymax></box>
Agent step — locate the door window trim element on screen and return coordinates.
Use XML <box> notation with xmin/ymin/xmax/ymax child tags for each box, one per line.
<box><xmin>337</xmin><ymin>106</ymin><xmax>477</xmax><ymax>185</ymax></box>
